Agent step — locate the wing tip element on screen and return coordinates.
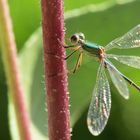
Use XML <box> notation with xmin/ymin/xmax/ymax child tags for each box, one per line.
<box><xmin>87</xmin><ymin>117</ymin><xmax>102</xmax><ymax>136</ymax></box>
<box><xmin>88</xmin><ymin>127</ymin><xmax>101</xmax><ymax>136</ymax></box>
<box><xmin>123</xmin><ymin>95</ymin><xmax>129</xmax><ymax>100</ymax></box>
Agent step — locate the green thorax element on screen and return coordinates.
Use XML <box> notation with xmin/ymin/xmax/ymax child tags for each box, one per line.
<box><xmin>81</xmin><ymin>42</ymin><xmax>101</xmax><ymax>56</ymax></box>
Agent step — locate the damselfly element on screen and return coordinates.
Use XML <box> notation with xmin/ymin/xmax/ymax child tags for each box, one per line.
<box><xmin>65</xmin><ymin>25</ymin><xmax>140</xmax><ymax>136</ymax></box>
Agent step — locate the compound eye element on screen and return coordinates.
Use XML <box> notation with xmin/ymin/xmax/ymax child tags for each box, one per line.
<box><xmin>70</xmin><ymin>34</ymin><xmax>79</xmax><ymax>44</ymax></box>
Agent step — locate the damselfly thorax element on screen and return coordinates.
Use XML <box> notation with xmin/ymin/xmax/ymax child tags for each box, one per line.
<box><xmin>81</xmin><ymin>43</ymin><xmax>105</xmax><ymax>62</ymax></box>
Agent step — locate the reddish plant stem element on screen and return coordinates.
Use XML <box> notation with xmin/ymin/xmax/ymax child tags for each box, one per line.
<box><xmin>41</xmin><ymin>0</ymin><xmax>71</xmax><ymax>140</ymax></box>
<box><xmin>0</xmin><ymin>0</ymin><xmax>32</xmax><ymax>140</ymax></box>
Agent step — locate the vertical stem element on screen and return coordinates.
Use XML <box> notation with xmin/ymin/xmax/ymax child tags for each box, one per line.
<box><xmin>0</xmin><ymin>0</ymin><xmax>32</xmax><ymax>140</ymax></box>
<box><xmin>41</xmin><ymin>0</ymin><xmax>71</xmax><ymax>140</ymax></box>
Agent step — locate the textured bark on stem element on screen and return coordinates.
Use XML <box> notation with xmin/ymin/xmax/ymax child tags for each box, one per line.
<box><xmin>41</xmin><ymin>0</ymin><xmax>71</xmax><ymax>140</ymax></box>
<box><xmin>0</xmin><ymin>0</ymin><xmax>32</xmax><ymax>140</ymax></box>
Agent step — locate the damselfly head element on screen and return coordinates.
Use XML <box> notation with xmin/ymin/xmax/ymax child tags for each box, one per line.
<box><xmin>70</xmin><ymin>33</ymin><xmax>85</xmax><ymax>45</ymax></box>
<box><xmin>78</xmin><ymin>32</ymin><xmax>85</xmax><ymax>40</ymax></box>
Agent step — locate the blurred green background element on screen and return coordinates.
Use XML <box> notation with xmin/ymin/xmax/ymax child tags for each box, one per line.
<box><xmin>0</xmin><ymin>0</ymin><xmax>140</xmax><ymax>140</ymax></box>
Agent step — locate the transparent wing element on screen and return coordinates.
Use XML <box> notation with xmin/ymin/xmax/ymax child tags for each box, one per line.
<box><xmin>87</xmin><ymin>63</ymin><xmax>111</xmax><ymax>136</ymax></box>
<box><xmin>107</xmin><ymin>54</ymin><xmax>140</xmax><ymax>69</ymax></box>
<box><xmin>105</xmin><ymin>60</ymin><xmax>129</xmax><ymax>99</ymax></box>
<box><xmin>105</xmin><ymin>24</ymin><xmax>140</xmax><ymax>51</ymax></box>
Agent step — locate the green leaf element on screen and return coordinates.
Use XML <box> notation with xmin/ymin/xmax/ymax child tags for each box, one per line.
<box><xmin>64</xmin><ymin>0</ymin><xmax>110</xmax><ymax>11</ymax></box>
<box><xmin>0</xmin><ymin>54</ymin><xmax>11</xmax><ymax>140</ymax></box>
<box><xmin>9</xmin><ymin>0</ymin><xmax>41</xmax><ymax>49</ymax></box>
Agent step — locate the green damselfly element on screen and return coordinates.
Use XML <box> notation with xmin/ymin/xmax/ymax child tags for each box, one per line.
<box><xmin>65</xmin><ymin>25</ymin><xmax>140</xmax><ymax>136</ymax></box>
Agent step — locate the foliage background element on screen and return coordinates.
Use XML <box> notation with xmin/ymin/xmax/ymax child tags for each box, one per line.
<box><xmin>0</xmin><ymin>0</ymin><xmax>140</xmax><ymax>140</ymax></box>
